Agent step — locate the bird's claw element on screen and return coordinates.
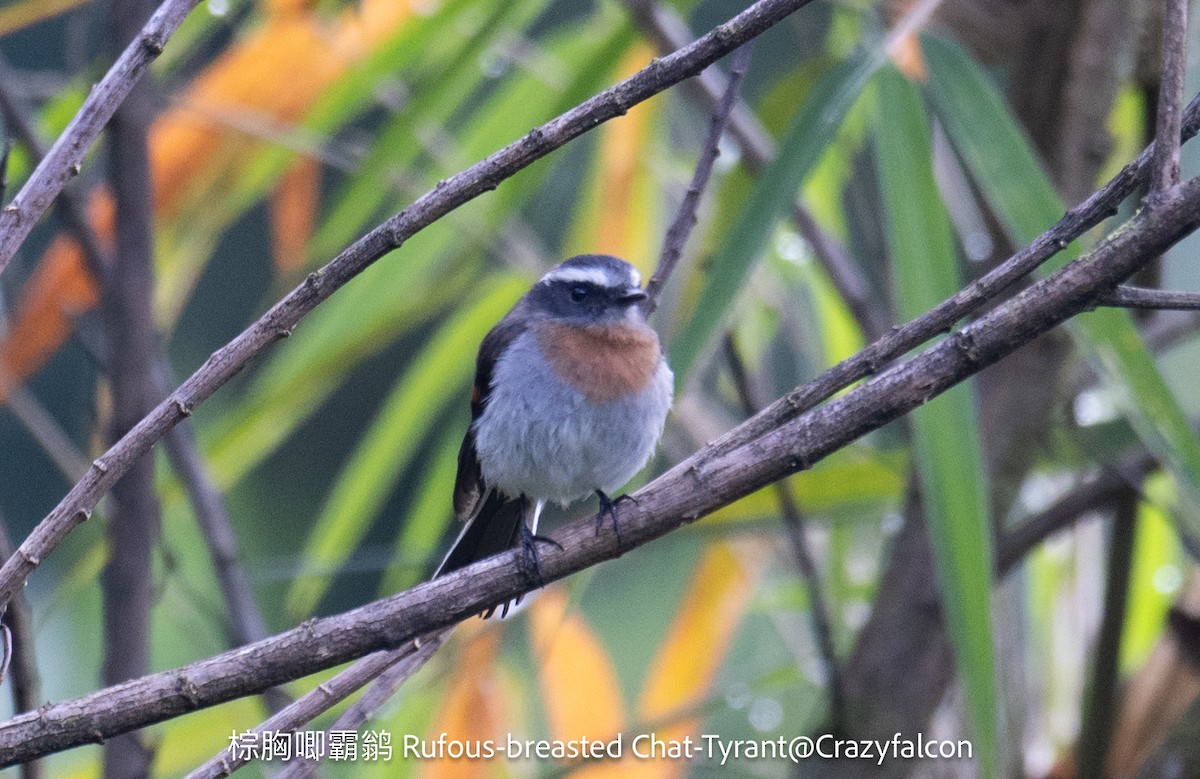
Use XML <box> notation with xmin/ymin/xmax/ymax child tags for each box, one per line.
<box><xmin>518</xmin><ymin>523</ymin><xmax>562</xmax><ymax>589</ymax></box>
<box><xmin>595</xmin><ymin>490</ymin><xmax>637</xmax><ymax>543</ymax></box>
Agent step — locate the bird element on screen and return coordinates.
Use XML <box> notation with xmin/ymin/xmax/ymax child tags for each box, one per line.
<box><xmin>434</xmin><ymin>254</ymin><xmax>673</xmax><ymax>608</ymax></box>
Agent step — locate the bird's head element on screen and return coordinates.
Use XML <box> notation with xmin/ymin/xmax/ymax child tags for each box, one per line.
<box><xmin>527</xmin><ymin>254</ymin><xmax>648</xmax><ymax>327</ymax></box>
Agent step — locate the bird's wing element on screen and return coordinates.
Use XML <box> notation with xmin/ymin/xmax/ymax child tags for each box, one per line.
<box><xmin>452</xmin><ymin>312</ymin><xmax>528</xmax><ymax>522</ymax></box>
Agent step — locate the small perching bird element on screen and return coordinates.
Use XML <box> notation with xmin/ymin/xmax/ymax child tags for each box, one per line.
<box><xmin>436</xmin><ymin>255</ymin><xmax>674</xmax><ymax>604</ymax></box>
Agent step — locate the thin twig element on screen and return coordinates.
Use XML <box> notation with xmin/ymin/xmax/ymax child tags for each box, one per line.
<box><xmin>643</xmin><ymin>42</ymin><xmax>753</xmax><ymax>313</ymax></box>
<box><xmin>100</xmin><ymin>0</ymin><xmax>163</xmax><ymax>773</ymax></box>
<box><xmin>722</xmin><ymin>334</ymin><xmax>845</xmax><ymax>731</ymax></box>
<box><xmin>6</xmin><ymin>169</ymin><xmax>1200</xmax><ymax>763</ymax></box>
<box><xmin>996</xmin><ymin>452</ymin><xmax>1156</xmax><ymax>576</ymax></box>
<box><xmin>184</xmin><ymin>631</ymin><xmax>447</xmax><ymax>779</ymax></box>
<box><xmin>624</xmin><ymin>0</ymin><xmax>891</xmax><ymax>340</ymax></box>
<box><xmin>0</xmin><ymin>517</ymin><xmax>42</xmax><ymax>779</ymax></box>
<box><xmin>0</xmin><ymin>0</ymin><xmax>201</xmax><ymax>277</ymax></box>
<box><xmin>0</xmin><ymin>50</ymin><xmax>275</xmax><ymax>681</ymax></box>
<box><xmin>0</xmin><ymin>55</ymin><xmax>112</xmax><ymax>284</ymax></box>
<box><xmin>1151</xmin><ymin>0</ymin><xmax>1189</xmax><ymax>195</ymax></box>
<box><xmin>266</xmin><ymin>630</ymin><xmax>451</xmax><ymax>779</ymax></box>
<box><xmin>1077</xmin><ymin>492</ymin><xmax>1139</xmax><ymax>779</ymax></box>
<box><xmin>1097</xmin><ymin>285</ymin><xmax>1200</xmax><ymax>310</ymax></box>
<box><xmin>0</xmin><ymin>0</ymin><xmax>820</xmax><ymax>617</ymax></box>
<box><xmin>882</xmin><ymin>0</ymin><xmax>945</xmax><ymax>60</ymax></box>
<box><xmin>696</xmin><ymin>89</ymin><xmax>1200</xmax><ymax>466</ymax></box>
<box><xmin>0</xmin><ymin>372</ymin><xmax>91</xmax><ymax>480</ymax></box>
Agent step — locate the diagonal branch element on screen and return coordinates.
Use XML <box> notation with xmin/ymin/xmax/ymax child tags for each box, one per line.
<box><xmin>5</xmin><ymin>163</ymin><xmax>1200</xmax><ymax>765</ymax></box>
<box><xmin>0</xmin><ymin>0</ymin><xmax>201</xmax><ymax>277</ymax></box>
<box><xmin>192</xmin><ymin>628</ymin><xmax>451</xmax><ymax>772</ymax></box>
<box><xmin>0</xmin><ymin>0</ymin><xmax>820</xmax><ymax>617</ymax></box>
<box><xmin>643</xmin><ymin>42</ymin><xmax>752</xmax><ymax>313</ymax></box>
<box><xmin>623</xmin><ymin>0</ymin><xmax>891</xmax><ymax>341</ymax></box>
<box><xmin>697</xmin><ymin>89</ymin><xmax>1200</xmax><ymax>465</ymax></box>
<box><xmin>184</xmin><ymin>631</ymin><xmax>448</xmax><ymax>779</ymax></box>
<box><xmin>0</xmin><ymin>48</ymin><xmax>276</xmax><ymax>670</ymax></box>
<box><xmin>193</xmin><ymin>44</ymin><xmax>753</xmax><ymax>775</ymax></box>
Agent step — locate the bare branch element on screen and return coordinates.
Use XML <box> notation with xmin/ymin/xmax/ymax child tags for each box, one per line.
<box><xmin>1076</xmin><ymin>491</ymin><xmax>1139</xmax><ymax>779</ymax></box>
<box><xmin>99</xmin><ymin>0</ymin><xmax>163</xmax><ymax>773</ymax></box>
<box><xmin>0</xmin><ymin>54</ymin><xmax>113</xmax><ymax>283</ymax></box>
<box><xmin>1151</xmin><ymin>0</ymin><xmax>1189</xmax><ymax>195</ymax></box>
<box><xmin>722</xmin><ymin>334</ymin><xmax>845</xmax><ymax>730</ymax></box>
<box><xmin>624</xmin><ymin>0</ymin><xmax>891</xmax><ymax>340</ymax></box>
<box><xmin>185</xmin><ymin>632</ymin><xmax>447</xmax><ymax>779</ymax></box>
<box><xmin>0</xmin><ymin>0</ymin><xmax>200</xmax><ymax>278</ymax></box>
<box><xmin>0</xmin><ymin>0</ymin><xmax>821</xmax><ymax>617</ymax></box>
<box><xmin>643</xmin><ymin>43</ymin><xmax>752</xmax><ymax>313</ymax></box>
<box><xmin>697</xmin><ymin>89</ymin><xmax>1200</xmax><ymax>466</ymax></box>
<box><xmin>995</xmin><ymin>452</ymin><xmax>1156</xmax><ymax>576</ymax></box>
<box><xmin>1097</xmin><ymin>285</ymin><xmax>1200</xmax><ymax>310</ymax></box>
<box><xmin>5</xmin><ymin>169</ymin><xmax>1200</xmax><ymax>764</ymax></box>
<box><xmin>0</xmin><ymin>45</ymin><xmax>275</xmax><ymax>685</ymax></box>
<box><xmin>262</xmin><ymin>631</ymin><xmax>449</xmax><ymax>779</ymax></box>
<box><xmin>0</xmin><ymin>517</ymin><xmax>42</xmax><ymax>779</ymax></box>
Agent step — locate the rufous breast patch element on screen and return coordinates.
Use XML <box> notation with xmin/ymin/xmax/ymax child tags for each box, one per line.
<box><xmin>537</xmin><ymin>321</ymin><xmax>661</xmax><ymax>402</ymax></box>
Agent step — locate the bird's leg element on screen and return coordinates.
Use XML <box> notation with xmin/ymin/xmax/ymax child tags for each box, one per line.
<box><xmin>518</xmin><ymin>498</ymin><xmax>561</xmax><ymax>589</ymax></box>
<box><xmin>595</xmin><ymin>490</ymin><xmax>638</xmax><ymax>543</ymax></box>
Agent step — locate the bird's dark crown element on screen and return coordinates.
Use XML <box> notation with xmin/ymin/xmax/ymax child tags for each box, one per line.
<box><xmin>526</xmin><ymin>254</ymin><xmax>647</xmax><ymax>325</ymax></box>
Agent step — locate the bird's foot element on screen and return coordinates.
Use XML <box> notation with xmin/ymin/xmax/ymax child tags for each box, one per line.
<box><xmin>595</xmin><ymin>490</ymin><xmax>638</xmax><ymax>544</ymax></box>
<box><xmin>518</xmin><ymin>520</ymin><xmax>563</xmax><ymax>589</ymax></box>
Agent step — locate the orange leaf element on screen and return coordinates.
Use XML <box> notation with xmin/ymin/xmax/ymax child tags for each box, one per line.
<box><xmin>420</xmin><ymin>625</ymin><xmax>510</xmax><ymax>779</ymax></box>
<box><xmin>269</xmin><ymin>156</ymin><xmax>320</xmax><ymax>274</ymax></box>
<box><xmin>0</xmin><ymin>190</ymin><xmax>112</xmax><ymax>402</ymax></box>
<box><xmin>530</xmin><ymin>588</ymin><xmax>625</xmax><ymax>739</ymax></box>
<box><xmin>635</xmin><ymin>542</ymin><xmax>761</xmax><ymax>779</ymax></box>
<box><xmin>890</xmin><ymin>32</ymin><xmax>927</xmax><ymax>82</ymax></box>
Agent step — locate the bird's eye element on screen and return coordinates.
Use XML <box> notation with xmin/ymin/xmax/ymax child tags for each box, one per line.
<box><xmin>569</xmin><ymin>286</ymin><xmax>589</xmax><ymax>302</ymax></box>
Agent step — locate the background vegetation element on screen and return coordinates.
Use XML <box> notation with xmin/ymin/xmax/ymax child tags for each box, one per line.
<box><xmin>1</xmin><ymin>0</ymin><xmax>1199</xmax><ymax>776</ymax></box>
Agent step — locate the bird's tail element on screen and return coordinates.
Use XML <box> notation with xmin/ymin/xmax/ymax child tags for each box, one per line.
<box><xmin>434</xmin><ymin>490</ymin><xmax>527</xmax><ymax>578</ymax></box>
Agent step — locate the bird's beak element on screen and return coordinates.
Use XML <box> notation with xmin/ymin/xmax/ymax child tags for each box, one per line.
<box><xmin>618</xmin><ymin>287</ymin><xmax>648</xmax><ymax>305</ymax></box>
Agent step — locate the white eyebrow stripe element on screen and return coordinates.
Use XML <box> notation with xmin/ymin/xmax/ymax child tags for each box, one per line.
<box><xmin>541</xmin><ymin>266</ymin><xmax>613</xmax><ymax>287</ymax></box>
<box><xmin>628</xmin><ymin>267</ymin><xmax>641</xmax><ymax>287</ymax></box>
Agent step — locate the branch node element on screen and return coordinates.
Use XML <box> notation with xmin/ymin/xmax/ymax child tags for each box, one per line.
<box><xmin>92</xmin><ymin>458</ymin><xmax>110</xmax><ymax>474</ymax></box>
<box><xmin>141</xmin><ymin>31</ymin><xmax>166</xmax><ymax>55</ymax></box>
<box><xmin>17</xmin><ymin>548</ymin><xmax>39</xmax><ymax>566</ymax></box>
<box><xmin>176</xmin><ymin>673</ymin><xmax>201</xmax><ymax>705</ymax></box>
<box><xmin>173</xmin><ymin>396</ymin><xmax>193</xmax><ymax>417</ymax></box>
<box><xmin>69</xmin><ymin>162</ymin><xmax>81</xmax><ymax>177</ymax></box>
<box><xmin>317</xmin><ymin>682</ymin><xmax>334</xmax><ymax>696</ymax></box>
<box><xmin>952</xmin><ymin>329</ymin><xmax>982</xmax><ymax>366</ymax></box>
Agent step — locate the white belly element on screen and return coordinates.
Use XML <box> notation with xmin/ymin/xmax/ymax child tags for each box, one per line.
<box><xmin>473</xmin><ymin>329</ymin><xmax>673</xmax><ymax>504</ymax></box>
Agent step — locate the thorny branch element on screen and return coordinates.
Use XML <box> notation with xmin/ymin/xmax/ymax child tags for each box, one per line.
<box><xmin>5</xmin><ymin>143</ymin><xmax>1200</xmax><ymax>763</ymax></box>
